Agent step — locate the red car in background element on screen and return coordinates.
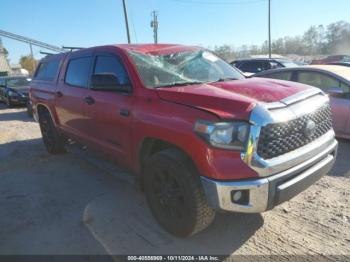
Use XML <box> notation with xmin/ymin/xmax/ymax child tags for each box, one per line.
<box><xmin>311</xmin><ymin>55</ymin><xmax>350</xmax><ymax>65</ymax></box>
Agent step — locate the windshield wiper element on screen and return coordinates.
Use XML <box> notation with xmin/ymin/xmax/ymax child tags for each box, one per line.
<box><xmin>213</xmin><ymin>77</ymin><xmax>239</xmax><ymax>82</ymax></box>
<box><xmin>156</xmin><ymin>81</ymin><xmax>204</xmax><ymax>88</ymax></box>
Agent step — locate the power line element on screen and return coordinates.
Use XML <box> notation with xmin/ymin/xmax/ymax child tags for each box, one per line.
<box><xmin>129</xmin><ymin>9</ymin><xmax>138</xmax><ymax>43</ymax></box>
<box><xmin>168</xmin><ymin>0</ymin><xmax>266</xmax><ymax>5</ymax></box>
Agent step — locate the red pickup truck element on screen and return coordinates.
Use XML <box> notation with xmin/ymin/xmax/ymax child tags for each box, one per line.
<box><xmin>30</xmin><ymin>44</ymin><xmax>338</xmax><ymax>237</ymax></box>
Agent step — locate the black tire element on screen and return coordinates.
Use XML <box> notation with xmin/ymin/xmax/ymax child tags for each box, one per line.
<box><xmin>38</xmin><ymin>110</ymin><xmax>65</xmax><ymax>154</ymax></box>
<box><xmin>144</xmin><ymin>148</ymin><xmax>215</xmax><ymax>237</ymax></box>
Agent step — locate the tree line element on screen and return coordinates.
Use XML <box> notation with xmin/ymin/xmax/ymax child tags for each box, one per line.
<box><xmin>10</xmin><ymin>20</ymin><xmax>350</xmax><ymax>74</ymax></box>
<box><xmin>211</xmin><ymin>20</ymin><xmax>350</xmax><ymax>61</ymax></box>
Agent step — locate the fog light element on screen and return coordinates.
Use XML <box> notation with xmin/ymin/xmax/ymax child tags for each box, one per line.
<box><xmin>232</xmin><ymin>191</ymin><xmax>242</xmax><ymax>202</ymax></box>
<box><xmin>231</xmin><ymin>190</ymin><xmax>249</xmax><ymax>204</ymax></box>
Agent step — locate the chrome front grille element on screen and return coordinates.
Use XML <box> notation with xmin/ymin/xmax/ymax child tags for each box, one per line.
<box><xmin>257</xmin><ymin>103</ymin><xmax>332</xmax><ymax>160</ymax></box>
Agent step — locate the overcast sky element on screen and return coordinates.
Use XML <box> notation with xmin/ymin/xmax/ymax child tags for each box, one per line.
<box><xmin>1</xmin><ymin>0</ymin><xmax>349</xmax><ymax>64</ymax></box>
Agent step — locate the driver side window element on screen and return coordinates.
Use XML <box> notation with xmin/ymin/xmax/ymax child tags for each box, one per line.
<box><xmin>298</xmin><ymin>71</ymin><xmax>340</xmax><ymax>92</ymax></box>
<box><xmin>94</xmin><ymin>55</ymin><xmax>130</xmax><ymax>85</ymax></box>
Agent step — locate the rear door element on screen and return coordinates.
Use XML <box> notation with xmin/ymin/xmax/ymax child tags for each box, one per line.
<box><xmin>54</xmin><ymin>52</ymin><xmax>93</xmax><ymax>140</ymax></box>
<box><xmin>296</xmin><ymin>70</ymin><xmax>350</xmax><ymax>134</ymax></box>
<box><xmin>84</xmin><ymin>51</ymin><xmax>134</xmax><ymax>163</ymax></box>
<box><xmin>31</xmin><ymin>57</ymin><xmax>62</xmax><ymax>119</ymax></box>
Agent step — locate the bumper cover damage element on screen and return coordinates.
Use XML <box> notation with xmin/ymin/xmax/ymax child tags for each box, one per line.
<box><xmin>201</xmin><ymin>138</ymin><xmax>337</xmax><ymax>213</ymax></box>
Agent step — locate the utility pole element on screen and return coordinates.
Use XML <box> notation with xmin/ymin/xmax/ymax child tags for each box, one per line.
<box><xmin>151</xmin><ymin>11</ymin><xmax>158</xmax><ymax>44</ymax></box>
<box><xmin>268</xmin><ymin>0</ymin><xmax>271</xmax><ymax>58</ymax></box>
<box><xmin>29</xmin><ymin>43</ymin><xmax>36</xmax><ymax>71</ymax></box>
<box><xmin>122</xmin><ymin>0</ymin><xmax>131</xmax><ymax>44</ymax></box>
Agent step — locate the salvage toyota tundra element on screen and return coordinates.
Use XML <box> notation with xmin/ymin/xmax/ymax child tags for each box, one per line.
<box><xmin>30</xmin><ymin>44</ymin><xmax>338</xmax><ymax>237</ymax></box>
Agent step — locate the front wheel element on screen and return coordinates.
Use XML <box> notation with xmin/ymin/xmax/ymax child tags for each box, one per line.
<box><xmin>144</xmin><ymin>148</ymin><xmax>215</xmax><ymax>237</ymax></box>
<box><xmin>38</xmin><ymin>110</ymin><xmax>65</xmax><ymax>154</ymax></box>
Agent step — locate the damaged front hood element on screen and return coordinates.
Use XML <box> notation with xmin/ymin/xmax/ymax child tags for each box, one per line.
<box><xmin>156</xmin><ymin>78</ymin><xmax>313</xmax><ymax>119</ymax></box>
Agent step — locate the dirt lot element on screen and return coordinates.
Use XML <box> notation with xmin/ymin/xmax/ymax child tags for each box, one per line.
<box><xmin>0</xmin><ymin>104</ymin><xmax>349</xmax><ymax>259</ymax></box>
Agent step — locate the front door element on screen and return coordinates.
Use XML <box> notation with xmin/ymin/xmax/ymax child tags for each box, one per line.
<box><xmin>84</xmin><ymin>52</ymin><xmax>134</xmax><ymax>164</ymax></box>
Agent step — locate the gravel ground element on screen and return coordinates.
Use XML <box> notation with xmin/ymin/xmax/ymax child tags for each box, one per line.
<box><xmin>0</xmin><ymin>105</ymin><xmax>349</xmax><ymax>259</ymax></box>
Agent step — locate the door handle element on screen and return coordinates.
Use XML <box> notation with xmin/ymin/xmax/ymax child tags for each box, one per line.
<box><xmin>84</xmin><ymin>96</ymin><xmax>95</xmax><ymax>105</ymax></box>
<box><xmin>56</xmin><ymin>91</ymin><xmax>63</xmax><ymax>98</ymax></box>
<box><xmin>119</xmin><ymin>109</ymin><xmax>130</xmax><ymax>117</ymax></box>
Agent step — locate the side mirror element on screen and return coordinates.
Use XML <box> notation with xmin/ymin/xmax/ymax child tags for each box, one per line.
<box><xmin>327</xmin><ymin>87</ymin><xmax>344</xmax><ymax>97</ymax></box>
<box><xmin>90</xmin><ymin>74</ymin><xmax>131</xmax><ymax>93</ymax></box>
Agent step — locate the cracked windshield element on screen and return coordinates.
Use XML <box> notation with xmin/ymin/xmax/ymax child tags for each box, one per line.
<box><xmin>128</xmin><ymin>49</ymin><xmax>244</xmax><ymax>88</ymax></box>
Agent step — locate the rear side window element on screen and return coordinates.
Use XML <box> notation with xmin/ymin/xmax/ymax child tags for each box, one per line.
<box><xmin>35</xmin><ymin>59</ymin><xmax>60</xmax><ymax>81</ymax></box>
<box><xmin>264</xmin><ymin>71</ymin><xmax>293</xmax><ymax>81</ymax></box>
<box><xmin>93</xmin><ymin>56</ymin><xmax>130</xmax><ymax>85</ymax></box>
<box><xmin>65</xmin><ymin>57</ymin><xmax>91</xmax><ymax>88</ymax></box>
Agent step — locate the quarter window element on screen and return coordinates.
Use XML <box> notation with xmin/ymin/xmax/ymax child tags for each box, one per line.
<box><xmin>65</xmin><ymin>57</ymin><xmax>91</xmax><ymax>88</ymax></box>
<box><xmin>93</xmin><ymin>56</ymin><xmax>130</xmax><ymax>85</ymax></box>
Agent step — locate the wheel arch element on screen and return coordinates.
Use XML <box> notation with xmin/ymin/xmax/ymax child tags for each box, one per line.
<box><xmin>137</xmin><ymin>137</ymin><xmax>199</xmax><ymax>187</ymax></box>
<box><xmin>35</xmin><ymin>103</ymin><xmax>58</xmax><ymax>126</ymax></box>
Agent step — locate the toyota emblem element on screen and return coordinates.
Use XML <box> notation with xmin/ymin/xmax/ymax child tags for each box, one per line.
<box><xmin>304</xmin><ymin>120</ymin><xmax>316</xmax><ymax>138</ymax></box>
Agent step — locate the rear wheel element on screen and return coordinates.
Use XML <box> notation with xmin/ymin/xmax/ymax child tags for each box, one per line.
<box><xmin>38</xmin><ymin>110</ymin><xmax>65</xmax><ymax>154</ymax></box>
<box><xmin>144</xmin><ymin>148</ymin><xmax>215</xmax><ymax>237</ymax></box>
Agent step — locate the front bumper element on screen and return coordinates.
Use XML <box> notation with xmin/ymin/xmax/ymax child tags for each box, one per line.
<box><xmin>201</xmin><ymin>138</ymin><xmax>337</xmax><ymax>213</ymax></box>
<box><xmin>9</xmin><ymin>95</ymin><xmax>28</xmax><ymax>105</ymax></box>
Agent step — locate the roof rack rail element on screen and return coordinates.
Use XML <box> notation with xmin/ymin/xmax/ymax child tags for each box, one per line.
<box><xmin>40</xmin><ymin>51</ymin><xmax>55</xmax><ymax>56</ymax></box>
<box><xmin>62</xmin><ymin>46</ymin><xmax>84</xmax><ymax>51</ymax></box>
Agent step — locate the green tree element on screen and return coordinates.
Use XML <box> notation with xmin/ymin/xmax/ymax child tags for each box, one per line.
<box><xmin>272</xmin><ymin>38</ymin><xmax>285</xmax><ymax>54</ymax></box>
<box><xmin>212</xmin><ymin>44</ymin><xmax>236</xmax><ymax>61</ymax></box>
<box><xmin>325</xmin><ymin>21</ymin><xmax>350</xmax><ymax>54</ymax></box>
<box><xmin>303</xmin><ymin>25</ymin><xmax>325</xmax><ymax>55</ymax></box>
<box><xmin>19</xmin><ymin>55</ymin><xmax>37</xmax><ymax>74</ymax></box>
